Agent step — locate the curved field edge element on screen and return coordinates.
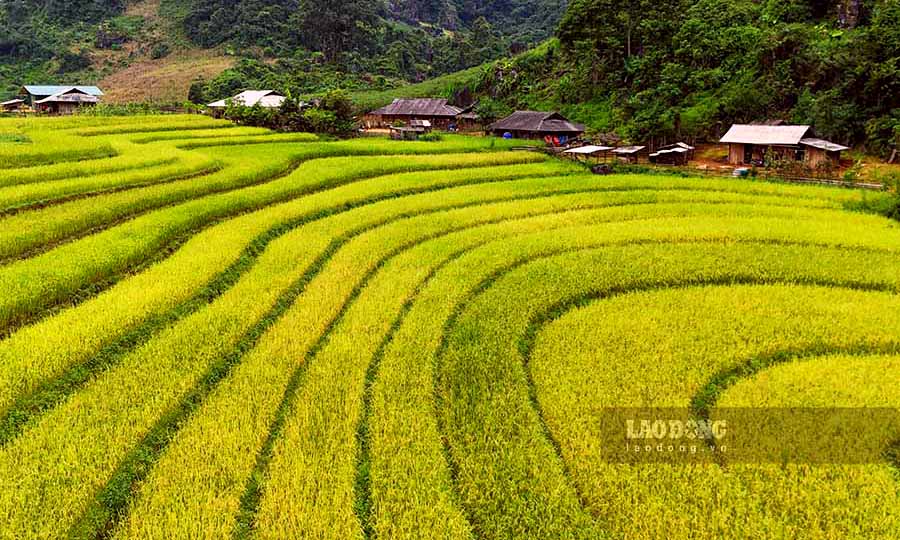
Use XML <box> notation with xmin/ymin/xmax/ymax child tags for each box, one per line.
<box><xmin>0</xmin><ymin>115</ymin><xmax>898</xmax><ymax>540</ymax></box>
<box><xmin>523</xmin><ymin>282</ymin><xmax>900</xmax><ymax>538</ymax></box>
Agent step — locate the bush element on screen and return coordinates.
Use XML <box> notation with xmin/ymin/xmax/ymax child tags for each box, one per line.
<box><xmin>56</xmin><ymin>50</ymin><xmax>91</xmax><ymax>73</ymax></box>
<box><xmin>150</xmin><ymin>43</ymin><xmax>171</xmax><ymax>60</ymax></box>
<box><xmin>224</xmin><ymin>89</ymin><xmax>357</xmax><ymax>136</ymax></box>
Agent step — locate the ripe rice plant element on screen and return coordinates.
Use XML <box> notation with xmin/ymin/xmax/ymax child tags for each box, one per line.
<box><xmin>0</xmin><ymin>161</ymin><xmax>573</xmax><ymax>430</ymax></box>
<box><xmin>0</xmin><ymin>152</ymin><xmax>219</xmax><ymax>212</ymax></box>
<box><xmin>529</xmin><ymin>283</ymin><xmax>900</xmax><ymax>538</ymax></box>
<box><xmin>0</xmin><ymin>151</ymin><xmax>556</xmax><ymax>333</ymax></box>
<box><xmin>0</xmin><ymin>115</ymin><xmax>898</xmax><ymax>540</ymax></box>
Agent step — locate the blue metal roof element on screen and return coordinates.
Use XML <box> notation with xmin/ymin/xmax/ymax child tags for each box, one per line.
<box><xmin>22</xmin><ymin>85</ymin><xmax>104</xmax><ymax>97</ymax></box>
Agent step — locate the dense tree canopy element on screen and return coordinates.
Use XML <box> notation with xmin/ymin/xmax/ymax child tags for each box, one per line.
<box><xmin>541</xmin><ymin>0</ymin><xmax>900</xmax><ymax>149</ymax></box>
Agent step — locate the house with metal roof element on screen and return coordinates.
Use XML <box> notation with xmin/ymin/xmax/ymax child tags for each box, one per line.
<box><xmin>487</xmin><ymin>111</ymin><xmax>585</xmax><ymax>144</ymax></box>
<box><xmin>364</xmin><ymin>98</ymin><xmax>465</xmax><ymax>130</ymax></box>
<box><xmin>21</xmin><ymin>86</ymin><xmax>103</xmax><ymax>108</ymax></box>
<box><xmin>26</xmin><ymin>88</ymin><xmax>101</xmax><ymax>114</ymax></box>
<box><xmin>720</xmin><ymin>125</ymin><xmax>849</xmax><ymax>168</ymax></box>
<box><xmin>207</xmin><ymin>90</ymin><xmax>286</xmax><ymax>110</ymax></box>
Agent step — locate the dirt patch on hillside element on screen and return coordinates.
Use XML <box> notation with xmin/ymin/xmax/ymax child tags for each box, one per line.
<box><xmin>100</xmin><ymin>50</ymin><xmax>233</xmax><ymax>103</ymax></box>
<box><xmin>94</xmin><ymin>0</ymin><xmax>234</xmax><ymax>103</ymax></box>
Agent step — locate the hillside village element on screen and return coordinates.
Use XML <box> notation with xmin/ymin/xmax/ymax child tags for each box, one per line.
<box><xmin>3</xmin><ymin>82</ymin><xmax>888</xmax><ymax>186</ymax></box>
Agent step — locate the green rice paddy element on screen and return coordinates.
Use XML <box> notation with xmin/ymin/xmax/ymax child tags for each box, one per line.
<box><xmin>0</xmin><ymin>114</ymin><xmax>898</xmax><ymax>540</ymax></box>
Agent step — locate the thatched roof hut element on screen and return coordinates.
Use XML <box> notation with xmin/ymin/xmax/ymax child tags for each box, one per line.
<box><xmin>488</xmin><ymin>111</ymin><xmax>585</xmax><ymax>143</ymax></box>
<box><xmin>364</xmin><ymin>98</ymin><xmax>463</xmax><ymax>129</ymax></box>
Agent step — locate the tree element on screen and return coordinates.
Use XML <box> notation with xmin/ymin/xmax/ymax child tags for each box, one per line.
<box><xmin>292</xmin><ymin>0</ymin><xmax>377</xmax><ymax>61</ymax></box>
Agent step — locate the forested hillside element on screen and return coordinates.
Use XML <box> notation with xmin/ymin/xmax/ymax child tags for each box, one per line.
<box><xmin>466</xmin><ymin>0</ymin><xmax>899</xmax><ymax>152</ymax></box>
<box><xmin>0</xmin><ymin>0</ymin><xmax>564</xmax><ymax>99</ymax></box>
<box><xmin>2</xmin><ymin>0</ymin><xmax>898</xmax><ymax>153</ymax></box>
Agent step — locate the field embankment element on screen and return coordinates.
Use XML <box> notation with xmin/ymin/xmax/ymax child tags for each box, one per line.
<box><xmin>0</xmin><ymin>115</ymin><xmax>898</xmax><ymax>540</ymax></box>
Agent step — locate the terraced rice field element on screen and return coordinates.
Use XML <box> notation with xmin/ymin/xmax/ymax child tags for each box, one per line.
<box><xmin>0</xmin><ymin>114</ymin><xmax>898</xmax><ymax>540</ymax></box>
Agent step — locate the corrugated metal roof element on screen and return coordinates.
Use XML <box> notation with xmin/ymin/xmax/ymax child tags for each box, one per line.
<box><xmin>612</xmin><ymin>145</ymin><xmax>646</xmax><ymax>154</ymax></box>
<box><xmin>34</xmin><ymin>88</ymin><xmax>100</xmax><ymax>104</ymax></box>
<box><xmin>1</xmin><ymin>99</ymin><xmax>24</xmax><ymax>106</ymax></box>
<box><xmin>658</xmin><ymin>142</ymin><xmax>695</xmax><ymax>151</ymax></box>
<box><xmin>207</xmin><ymin>90</ymin><xmax>284</xmax><ymax>108</ymax></box>
<box><xmin>720</xmin><ymin>124</ymin><xmax>811</xmax><ymax>145</ymax></box>
<box><xmin>369</xmin><ymin>98</ymin><xmax>462</xmax><ymax>117</ymax></box>
<box><xmin>564</xmin><ymin>145</ymin><xmax>614</xmax><ymax>154</ymax></box>
<box><xmin>650</xmin><ymin>148</ymin><xmax>689</xmax><ymax>157</ymax></box>
<box><xmin>800</xmin><ymin>138</ymin><xmax>849</xmax><ymax>152</ymax></box>
<box><xmin>23</xmin><ymin>85</ymin><xmax>103</xmax><ymax>97</ymax></box>
<box><xmin>488</xmin><ymin>111</ymin><xmax>585</xmax><ymax>134</ymax></box>
<box><xmin>35</xmin><ymin>93</ymin><xmax>100</xmax><ymax>104</ymax></box>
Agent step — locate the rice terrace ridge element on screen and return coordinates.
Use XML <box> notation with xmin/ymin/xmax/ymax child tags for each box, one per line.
<box><xmin>0</xmin><ymin>111</ymin><xmax>898</xmax><ymax>539</ymax></box>
<box><xmin>1</xmin><ymin>0</ymin><xmax>900</xmax><ymax>537</ymax></box>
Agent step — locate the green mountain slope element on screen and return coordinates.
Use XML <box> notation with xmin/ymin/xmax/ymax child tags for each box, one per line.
<box><xmin>0</xmin><ymin>0</ymin><xmax>565</xmax><ymax>100</ymax></box>
<box><xmin>356</xmin><ymin>0</ymin><xmax>899</xmax><ymax>154</ymax></box>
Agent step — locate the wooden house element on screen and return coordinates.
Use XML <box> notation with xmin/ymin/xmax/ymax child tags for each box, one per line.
<box><xmin>454</xmin><ymin>109</ymin><xmax>482</xmax><ymax>132</ymax></box>
<box><xmin>364</xmin><ymin>99</ymin><xmax>463</xmax><ymax>130</ymax></box>
<box><xmin>31</xmin><ymin>88</ymin><xmax>101</xmax><ymax>114</ymax></box>
<box><xmin>720</xmin><ymin>125</ymin><xmax>848</xmax><ymax>168</ymax></box>
<box><xmin>488</xmin><ymin>111</ymin><xmax>585</xmax><ymax>144</ymax></box>
<box><xmin>21</xmin><ymin>85</ymin><xmax>103</xmax><ymax>109</ymax></box>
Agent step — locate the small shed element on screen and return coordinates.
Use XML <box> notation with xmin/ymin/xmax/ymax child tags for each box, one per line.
<box><xmin>390</xmin><ymin>126</ymin><xmax>430</xmax><ymax>140</ymax></box>
<box><xmin>454</xmin><ymin>109</ymin><xmax>482</xmax><ymax>132</ymax></box>
<box><xmin>1</xmin><ymin>99</ymin><xmax>25</xmax><ymax>112</ymax></box>
<box><xmin>649</xmin><ymin>142</ymin><xmax>695</xmax><ymax>166</ymax></box>
<box><xmin>409</xmin><ymin>119</ymin><xmax>433</xmax><ymax>132</ymax></box>
<box><xmin>365</xmin><ymin>99</ymin><xmax>463</xmax><ymax>130</ymax></box>
<box><xmin>33</xmin><ymin>88</ymin><xmax>100</xmax><ymax>114</ymax></box>
<box><xmin>488</xmin><ymin>111</ymin><xmax>585</xmax><ymax>144</ymax></box>
<box><xmin>720</xmin><ymin>125</ymin><xmax>848</xmax><ymax>168</ymax></box>
<box><xmin>612</xmin><ymin>145</ymin><xmax>647</xmax><ymax>164</ymax></box>
<box><xmin>563</xmin><ymin>145</ymin><xmax>614</xmax><ymax>162</ymax></box>
<box><xmin>798</xmin><ymin>138</ymin><xmax>850</xmax><ymax>169</ymax></box>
